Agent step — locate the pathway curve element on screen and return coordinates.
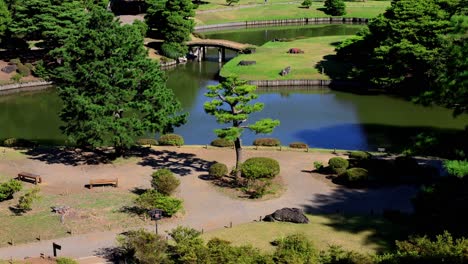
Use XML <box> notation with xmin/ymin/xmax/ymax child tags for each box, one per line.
<box><xmin>0</xmin><ymin>147</ymin><xmax>418</xmax><ymax>260</ymax></box>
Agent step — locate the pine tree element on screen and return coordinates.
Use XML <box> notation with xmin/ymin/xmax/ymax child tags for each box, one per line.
<box><xmin>0</xmin><ymin>0</ymin><xmax>10</xmax><ymax>39</ymax></box>
<box><xmin>324</xmin><ymin>0</ymin><xmax>346</xmax><ymax>16</ymax></box>
<box><xmin>50</xmin><ymin>7</ymin><xmax>186</xmax><ymax>154</ymax></box>
<box><xmin>204</xmin><ymin>76</ymin><xmax>280</xmax><ymax>178</ymax></box>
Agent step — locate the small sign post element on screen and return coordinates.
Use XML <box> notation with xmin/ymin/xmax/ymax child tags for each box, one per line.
<box><xmin>148</xmin><ymin>209</ymin><xmax>164</xmax><ymax>235</ymax></box>
<box><xmin>52</xmin><ymin>242</ymin><xmax>61</xmax><ymax>257</ymax></box>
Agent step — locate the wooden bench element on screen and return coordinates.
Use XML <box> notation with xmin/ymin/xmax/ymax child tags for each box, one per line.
<box><xmin>89</xmin><ymin>178</ymin><xmax>118</xmax><ymax>189</ymax></box>
<box><xmin>17</xmin><ymin>172</ymin><xmax>42</xmax><ymax>185</ymax></box>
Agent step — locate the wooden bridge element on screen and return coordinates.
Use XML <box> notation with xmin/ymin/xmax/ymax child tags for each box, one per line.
<box><xmin>187</xmin><ymin>38</ymin><xmax>255</xmax><ymax>62</ymax></box>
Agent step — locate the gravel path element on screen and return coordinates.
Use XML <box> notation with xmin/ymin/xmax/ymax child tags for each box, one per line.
<box><xmin>0</xmin><ymin>147</ymin><xmax>418</xmax><ymax>260</ymax></box>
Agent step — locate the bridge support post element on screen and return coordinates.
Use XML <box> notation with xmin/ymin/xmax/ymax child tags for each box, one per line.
<box><xmin>222</xmin><ymin>47</ymin><xmax>226</xmax><ymax>62</ymax></box>
<box><xmin>202</xmin><ymin>46</ymin><xmax>206</xmax><ymax>60</ymax></box>
<box><xmin>218</xmin><ymin>48</ymin><xmax>222</xmax><ymax>63</ymax></box>
<box><xmin>197</xmin><ymin>47</ymin><xmax>203</xmax><ymax>62</ymax></box>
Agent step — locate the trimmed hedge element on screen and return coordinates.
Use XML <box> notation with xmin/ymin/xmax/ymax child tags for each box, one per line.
<box><xmin>349</xmin><ymin>151</ymin><xmax>371</xmax><ymax>160</ymax></box>
<box><xmin>159</xmin><ymin>134</ymin><xmax>184</xmax><ymax>146</ymax></box>
<box><xmin>135</xmin><ymin>190</ymin><xmax>183</xmax><ymax>217</ymax></box>
<box><xmin>209</xmin><ymin>162</ymin><xmax>228</xmax><ymax>179</ymax></box>
<box><xmin>151</xmin><ymin>169</ymin><xmax>180</xmax><ymax>196</ymax></box>
<box><xmin>241</xmin><ymin>157</ymin><xmax>280</xmax><ymax>179</ymax></box>
<box><xmin>210</xmin><ymin>138</ymin><xmax>234</xmax><ymax>148</ymax></box>
<box><xmin>344</xmin><ymin>168</ymin><xmax>369</xmax><ymax>182</ymax></box>
<box><xmin>253</xmin><ymin>138</ymin><xmax>281</xmax><ymax>147</ymax></box>
<box><xmin>136</xmin><ymin>138</ymin><xmax>158</xmax><ymax>146</ymax></box>
<box><xmin>328</xmin><ymin>157</ymin><xmax>349</xmax><ymax>174</ymax></box>
<box><xmin>289</xmin><ymin>142</ymin><xmax>308</xmax><ymax>149</ymax></box>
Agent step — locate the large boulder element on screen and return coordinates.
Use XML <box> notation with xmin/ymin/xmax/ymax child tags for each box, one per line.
<box><xmin>263</xmin><ymin>208</ymin><xmax>309</xmax><ymax>224</ymax></box>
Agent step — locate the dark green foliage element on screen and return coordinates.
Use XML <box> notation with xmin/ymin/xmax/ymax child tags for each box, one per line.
<box><xmin>204</xmin><ymin>76</ymin><xmax>280</xmax><ymax>177</ymax></box>
<box><xmin>324</xmin><ymin>0</ymin><xmax>346</xmax><ymax>16</ymax></box>
<box><xmin>444</xmin><ymin>160</ymin><xmax>468</xmax><ymax>178</ymax></box>
<box><xmin>328</xmin><ymin>157</ymin><xmax>349</xmax><ymax>174</ymax></box>
<box><xmin>412</xmin><ymin>176</ymin><xmax>468</xmax><ymax>236</ymax></box>
<box><xmin>56</xmin><ymin>258</ymin><xmax>78</xmax><ymax>264</ymax></box>
<box><xmin>135</xmin><ymin>189</ymin><xmax>183</xmax><ymax>216</ymax></box>
<box><xmin>24</xmin><ymin>63</ymin><xmax>34</xmax><ymax>70</ymax></box>
<box><xmin>16</xmin><ymin>187</ymin><xmax>40</xmax><ymax>212</ymax></box>
<box><xmin>320</xmin><ymin>245</ymin><xmax>374</xmax><ymax>264</ymax></box>
<box><xmin>118</xmin><ymin>229</ymin><xmax>171</xmax><ymax>264</ymax></box>
<box><xmin>349</xmin><ymin>151</ymin><xmax>371</xmax><ymax>160</ymax></box>
<box><xmin>0</xmin><ymin>0</ymin><xmax>10</xmax><ymax>38</ymax></box>
<box><xmin>273</xmin><ymin>233</ymin><xmax>318</xmax><ymax>264</ymax></box>
<box><xmin>226</xmin><ymin>0</ymin><xmax>239</xmax><ymax>5</ymax></box>
<box><xmin>159</xmin><ymin>134</ymin><xmax>184</xmax><ymax>146</ymax></box>
<box><xmin>169</xmin><ymin>226</ymin><xmax>208</xmax><ymax>263</ymax></box>
<box><xmin>16</xmin><ymin>63</ymin><xmax>30</xmax><ymax>76</ymax></box>
<box><xmin>253</xmin><ymin>138</ymin><xmax>281</xmax><ymax>147</ymax></box>
<box><xmin>313</xmin><ymin>161</ymin><xmax>324</xmax><ymax>170</ymax></box>
<box><xmin>241</xmin><ymin>157</ymin><xmax>280</xmax><ymax>179</ymax></box>
<box><xmin>209</xmin><ymin>162</ymin><xmax>228</xmax><ymax>179</ymax></box>
<box><xmin>301</xmin><ymin>0</ymin><xmax>312</xmax><ymax>8</ymax></box>
<box><xmin>146</xmin><ymin>0</ymin><xmax>194</xmax><ymax>57</ymax></box>
<box><xmin>344</xmin><ymin>168</ymin><xmax>369</xmax><ymax>183</ymax></box>
<box><xmin>210</xmin><ymin>138</ymin><xmax>234</xmax><ymax>147</ymax></box>
<box><xmin>151</xmin><ymin>169</ymin><xmax>180</xmax><ymax>195</ymax></box>
<box><xmin>0</xmin><ymin>179</ymin><xmax>22</xmax><ymax>201</ymax></box>
<box><xmin>50</xmin><ymin>7</ymin><xmax>185</xmax><ymax>152</ymax></box>
<box><xmin>136</xmin><ymin>138</ymin><xmax>158</xmax><ymax>146</ymax></box>
<box><xmin>378</xmin><ymin>232</ymin><xmax>468</xmax><ymax>264</ymax></box>
<box><xmin>289</xmin><ymin>142</ymin><xmax>308</xmax><ymax>149</ymax></box>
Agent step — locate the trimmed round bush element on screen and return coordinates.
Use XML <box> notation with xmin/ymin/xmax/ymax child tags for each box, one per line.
<box><xmin>209</xmin><ymin>162</ymin><xmax>228</xmax><ymax>179</ymax></box>
<box><xmin>135</xmin><ymin>189</ymin><xmax>183</xmax><ymax>217</ymax></box>
<box><xmin>136</xmin><ymin>138</ymin><xmax>158</xmax><ymax>146</ymax></box>
<box><xmin>328</xmin><ymin>157</ymin><xmax>349</xmax><ymax>174</ymax></box>
<box><xmin>241</xmin><ymin>157</ymin><xmax>280</xmax><ymax>179</ymax></box>
<box><xmin>253</xmin><ymin>138</ymin><xmax>281</xmax><ymax>147</ymax></box>
<box><xmin>151</xmin><ymin>169</ymin><xmax>180</xmax><ymax>195</ymax></box>
<box><xmin>56</xmin><ymin>258</ymin><xmax>79</xmax><ymax>264</ymax></box>
<box><xmin>344</xmin><ymin>168</ymin><xmax>369</xmax><ymax>182</ymax></box>
<box><xmin>9</xmin><ymin>58</ymin><xmax>21</xmax><ymax>65</ymax></box>
<box><xmin>349</xmin><ymin>151</ymin><xmax>371</xmax><ymax>160</ymax></box>
<box><xmin>159</xmin><ymin>134</ymin><xmax>184</xmax><ymax>146</ymax></box>
<box><xmin>16</xmin><ymin>63</ymin><xmax>31</xmax><ymax>77</ymax></box>
<box><xmin>210</xmin><ymin>138</ymin><xmax>234</xmax><ymax>148</ymax></box>
<box><xmin>289</xmin><ymin>142</ymin><xmax>308</xmax><ymax>149</ymax></box>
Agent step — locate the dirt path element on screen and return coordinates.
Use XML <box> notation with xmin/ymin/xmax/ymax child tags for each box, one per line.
<box><xmin>0</xmin><ymin>147</ymin><xmax>418</xmax><ymax>260</ymax></box>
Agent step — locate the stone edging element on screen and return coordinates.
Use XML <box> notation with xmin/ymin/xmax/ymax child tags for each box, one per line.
<box><xmin>195</xmin><ymin>17</ymin><xmax>369</xmax><ymax>32</ymax></box>
<box><xmin>247</xmin><ymin>79</ymin><xmax>364</xmax><ymax>87</ymax></box>
<box><xmin>0</xmin><ymin>81</ymin><xmax>52</xmax><ymax>95</ymax></box>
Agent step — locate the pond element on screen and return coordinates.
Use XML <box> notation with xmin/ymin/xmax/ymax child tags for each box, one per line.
<box><xmin>0</xmin><ymin>25</ymin><xmax>467</xmax><ymax>151</ymax></box>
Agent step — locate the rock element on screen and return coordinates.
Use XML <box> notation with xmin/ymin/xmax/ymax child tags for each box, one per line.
<box><xmin>1</xmin><ymin>65</ymin><xmax>17</xmax><ymax>74</ymax></box>
<box><xmin>238</xmin><ymin>60</ymin><xmax>256</xmax><ymax>66</ymax></box>
<box><xmin>288</xmin><ymin>48</ymin><xmax>304</xmax><ymax>54</ymax></box>
<box><xmin>263</xmin><ymin>208</ymin><xmax>309</xmax><ymax>224</ymax></box>
<box><xmin>280</xmin><ymin>66</ymin><xmax>291</xmax><ymax>76</ymax></box>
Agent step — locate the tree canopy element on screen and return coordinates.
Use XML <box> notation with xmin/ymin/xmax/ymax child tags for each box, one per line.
<box><xmin>49</xmin><ymin>7</ymin><xmax>186</xmax><ymax>152</ymax></box>
<box><xmin>0</xmin><ymin>0</ymin><xmax>10</xmax><ymax>40</ymax></box>
<box><xmin>324</xmin><ymin>0</ymin><xmax>346</xmax><ymax>16</ymax></box>
<box><xmin>204</xmin><ymin>76</ymin><xmax>280</xmax><ymax>176</ymax></box>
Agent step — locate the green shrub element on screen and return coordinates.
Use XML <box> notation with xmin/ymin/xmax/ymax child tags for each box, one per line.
<box><xmin>209</xmin><ymin>162</ymin><xmax>228</xmax><ymax>179</ymax></box>
<box><xmin>289</xmin><ymin>142</ymin><xmax>308</xmax><ymax>149</ymax></box>
<box><xmin>0</xmin><ymin>179</ymin><xmax>23</xmax><ymax>201</ymax></box>
<box><xmin>9</xmin><ymin>58</ymin><xmax>20</xmax><ymax>65</ymax></box>
<box><xmin>16</xmin><ymin>63</ymin><xmax>31</xmax><ymax>77</ymax></box>
<box><xmin>17</xmin><ymin>187</ymin><xmax>40</xmax><ymax>212</ymax></box>
<box><xmin>241</xmin><ymin>157</ymin><xmax>280</xmax><ymax>179</ymax></box>
<box><xmin>245</xmin><ymin>179</ymin><xmax>272</xmax><ymax>199</ymax></box>
<box><xmin>444</xmin><ymin>160</ymin><xmax>468</xmax><ymax>178</ymax></box>
<box><xmin>253</xmin><ymin>138</ymin><xmax>281</xmax><ymax>147</ymax></box>
<box><xmin>10</xmin><ymin>73</ymin><xmax>22</xmax><ymax>82</ymax></box>
<box><xmin>320</xmin><ymin>245</ymin><xmax>374</xmax><ymax>264</ymax></box>
<box><xmin>118</xmin><ymin>229</ymin><xmax>170</xmax><ymax>264</ymax></box>
<box><xmin>324</xmin><ymin>0</ymin><xmax>346</xmax><ymax>16</ymax></box>
<box><xmin>349</xmin><ymin>151</ymin><xmax>371</xmax><ymax>160</ymax></box>
<box><xmin>161</xmin><ymin>42</ymin><xmax>186</xmax><ymax>59</ymax></box>
<box><xmin>24</xmin><ymin>63</ymin><xmax>34</xmax><ymax>71</ymax></box>
<box><xmin>136</xmin><ymin>138</ymin><xmax>158</xmax><ymax>146</ymax></box>
<box><xmin>210</xmin><ymin>138</ymin><xmax>234</xmax><ymax>147</ymax></box>
<box><xmin>151</xmin><ymin>169</ymin><xmax>180</xmax><ymax>195</ymax></box>
<box><xmin>56</xmin><ymin>257</ymin><xmax>78</xmax><ymax>264</ymax></box>
<box><xmin>328</xmin><ymin>157</ymin><xmax>349</xmax><ymax>174</ymax></box>
<box><xmin>273</xmin><ymin>233</ymin><xmax>318</xmax><ymax>264</ymax></box>
<box><xmin>159</xmin><ymin>134</ymin><xmax>184</xmax><ymax>146</ymax></box>
<box><xmin>135</xmin><ymin>190</ymin><xmax>183</xmax><ymax>217</ymax></box>
<box><xmin>344</xmin><ymin>168</ymin><xmax>369</xmax><ymax>183</ymax></box>
<box><xmin>3</xmin><ymin>138</ymin><xmax>35</xmax><ymax>147</ymax></box>
<box><xmin>301</xmin><ymin>0</ymin><xmax>312</xmax><ymax>8</ymax></box>
<box><xmin>313</xmin><ymin>161</ymin><xmax>324</xmax><ymax>170</ymax></box>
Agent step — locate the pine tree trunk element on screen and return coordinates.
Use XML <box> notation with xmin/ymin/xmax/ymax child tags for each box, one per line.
<box><xmin>234</xmin><ymin>137</ymin><xmax>242</xmax><ymax>179</ymax></box>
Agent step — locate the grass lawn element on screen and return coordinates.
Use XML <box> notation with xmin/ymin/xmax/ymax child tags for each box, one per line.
<box><xmin>195</xmin><ymin>1</ymin><xmax>389</xmax><ymax>25</ymax></box>
<box><xmin>196</xmin><ymin>0</ymin><xmax>302</xmax><ymax>11</ymax></box>
<box><xmin>0</xmin><ymin>189</ymin><xmax>147</xmax><ymax>246</ymax></box>
<box><xmin>202</xmin><ymin>214</ymin><xmax>407</xmax><ymax>254</ymax></box>
<box><xmin>220</xmin><ymin>35</ymin><xmax>352</xmax><ymax>80</ymax></box>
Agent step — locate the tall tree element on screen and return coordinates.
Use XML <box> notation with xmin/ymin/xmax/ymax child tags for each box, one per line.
<box><xmin>50</xmin><ymin>7</ymin><xmax>186</xmax><ymax>154</ymax></box>
<box><xmin>204</xmin><ymin>76</ymin><xmax>280</xmax><ymax>178</ymax></box>
<box><xmin>145</xmin><ymin>0</ymin><xmax>194</xmax><ymax>58</ymax></box>
<box><xmin>0</xmin><ymin>0</ymin><xmax>10</xmax><ymax>40</ymax></box>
